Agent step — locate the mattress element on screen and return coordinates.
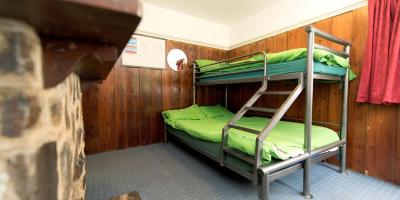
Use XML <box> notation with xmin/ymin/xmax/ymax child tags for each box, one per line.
<box><xmin>198</xmin><ymin>58</ymin><xmax>347</xmax><ymax>83</ymax></box>
<box><xmin>162</xmin><ymin>105</ymin><xmax>340</xmax><ymax>164</ymax></box>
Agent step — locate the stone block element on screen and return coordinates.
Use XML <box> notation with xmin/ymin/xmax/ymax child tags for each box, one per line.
<box><xmin>0</xmin><ymin>19</ymin><xmax>42</xmax><ymax>89</ymax></box>
<box><xmin>73</xmin><ymin>151</ymin><xmax>85</xmax><ymax>181</ymax></box>
<box><xmin>60</xmin><ymin>142</ymin><xmax>73</xmax><ymax>200</ymax></box>
<box><xmin>5</xmin><ymin>154</ymin><xmax>30</xmax><ymax>200</ymax></box>
<box><xmin>50</xmin><ymin>98</ymin><xmax>63</xmax><ymax>126</ymax></box>
<box><xmin>0</xmin><ymin>142</ymin><xmax>58</xmax><ymax>200</ymax></box>
<box><xmin>35</xmin><ymin>142</ymin><xmax>58</xmax><ymax>200</ymax></box>
<box><xmin>0</xmin><ymin>90</ymin><xmax>41</xmax><ymax>137</ymax></box>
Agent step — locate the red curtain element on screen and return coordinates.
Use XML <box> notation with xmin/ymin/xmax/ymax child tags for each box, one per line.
<box><xmin>357</xmin><ymin>0</ymin><xmax>400</xmax><ymax>104</ymax></box>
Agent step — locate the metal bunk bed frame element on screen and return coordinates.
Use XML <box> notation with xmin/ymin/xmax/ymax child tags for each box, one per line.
<box><xmin>168</xmin><ymin>25</ymin><xmax>351</xmax><ymax>200</ymax></box>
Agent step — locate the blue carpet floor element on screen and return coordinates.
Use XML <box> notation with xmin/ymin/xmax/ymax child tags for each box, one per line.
<box><xmin>86</xmin><ymin>142</ymin><xmax>400</xmax><ymax>200</ymax></box>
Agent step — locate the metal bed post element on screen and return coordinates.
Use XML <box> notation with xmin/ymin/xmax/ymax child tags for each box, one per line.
<box><xmin>193</xmin><ymin>63</ymin><xmax>197</xmax><ymax>104</ymax></box>
<box><xmin>253</xmin><ymin>52</ymin><xmax>269</xmax><ymax>185</ymax></box>
<box><xmin>303</xmin><ymin>27</ymin><xmax>315</xmax><ymax>199</ymax></box>
<box><xmin>340</xmin><ymin>46</ymin><xmax>350</xmax><ymax>174</ymax></box>
<box><xmin>259</xmin><ymin>172</ymin><xmax>270</xmax><ymax>200</ymax></box>
<box><xmin>163</xmin><ymin>123</ymin><xmax>167</xmax><ymax>144</ymax></box>
<box><xmin>305</xmin><ymin>25</ymin><xmax>352</xmax><ymax>176</ymax></box>
<box><xmin>225</xmin><ymin>86</ymin><xmax>228</xmax><ymax>108</ymax></box>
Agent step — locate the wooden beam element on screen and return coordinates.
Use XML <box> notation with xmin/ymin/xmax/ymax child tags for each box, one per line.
<box><xmin>43</xmin><ymin>40</ymin><xmax>118</xmax><ymax>88</ymax></box>
<box><xmin>0</xmin><ymin>0</ymin><xmax>141</xmax><ymax>87</ymax></box>
<box><xmin>0</xmin><ymin>0</ymin><xmax>142</xmax><ymax>51</ymax></box>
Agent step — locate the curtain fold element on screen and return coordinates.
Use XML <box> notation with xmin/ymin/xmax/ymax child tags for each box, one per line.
<box><xmin>357</xmin><ymin>0</ymin><xmax>400</xmax><ymax>104</ymax></box>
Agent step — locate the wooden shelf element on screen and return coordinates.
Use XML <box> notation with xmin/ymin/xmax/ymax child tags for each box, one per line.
<box><xmin>0</xmin><ymin>0</ymin><xmax>142</xmax><ymax>87</ymax></box>
<box><xmin>0</xmin><ymin>0</ymin><xmax>142</xmax><ymax>50</ymax></box>
<box><xmin>43</xmin><ymin>40</ymin><xmax>119</xmax><ymax>87</ymax></box>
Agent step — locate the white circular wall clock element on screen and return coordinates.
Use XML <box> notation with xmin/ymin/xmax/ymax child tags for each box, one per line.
<box><xmin>167</xmin><ymin>49</ymin><xmax>187</xmax><ymax>71</ymax></box>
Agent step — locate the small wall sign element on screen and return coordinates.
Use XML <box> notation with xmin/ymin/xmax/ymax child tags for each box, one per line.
<box><xmin>122</xmin><ymin>35</ymin><xmax>166</xmax><ymax>69</ymax></box>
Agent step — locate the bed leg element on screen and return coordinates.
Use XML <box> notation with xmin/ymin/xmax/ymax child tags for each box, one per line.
<box><xmin>339</xmin><ymin>144</ymin><xmax>348</xmax><ymax>174</ymax></box>
<box><xmin>339</xmin><ymin>67</ymin><xmax>349</xmax><ymax>175</ymax></box>
<box><xmin>258</xmin><ymin>173</ymin><xmax>270</xmax><ymax>200</ymax></box>
<box><xmin>301</xmin><ymin>158</ymin><xmax>313</xmax><ymax>199</ymax></box>
<box><xmin>163</xmin><ymin>124</ymin><xmax>168</xmax><ymax>145</ymax></box>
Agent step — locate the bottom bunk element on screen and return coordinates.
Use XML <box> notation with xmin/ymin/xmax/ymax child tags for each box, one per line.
<box><xmin>163</xmin><ymin>105</ymin><xmax>341</xmax><ymax>164</ymax></box>
<box><xmin>166</xmin><ymin>123</ymin><xmax>343</xmax><ymax>177</ymax></box>
<box><xmin>163</xmin><ymin>104</ymin><xmax>345</xmax><ymax>195</ymax></box>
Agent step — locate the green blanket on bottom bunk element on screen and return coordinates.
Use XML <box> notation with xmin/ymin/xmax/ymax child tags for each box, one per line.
<box><xmin>162</xmin><ymin>105</ymin><xmax>340</xmax><ymax>164</ymax></box>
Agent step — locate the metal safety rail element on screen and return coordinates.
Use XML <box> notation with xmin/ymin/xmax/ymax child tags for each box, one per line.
<box><xmin>194</xmin><ymin>51</ymin><xmax>268</xmax><ymax>79</ymax></box>
<box><xmin>190</xmin><ymin>25</ymin><xmax>351</xmax><ymax>200</ymax></box>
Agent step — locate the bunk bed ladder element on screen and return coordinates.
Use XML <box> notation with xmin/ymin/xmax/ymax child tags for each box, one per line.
<box><xmin>220</xmin><ymin>73</ymin><xmax>305</xmax><ymax>185</ymax></box>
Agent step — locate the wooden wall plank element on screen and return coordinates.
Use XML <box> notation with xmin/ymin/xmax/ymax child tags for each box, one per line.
<box><xmin>328</xmin><ymin>12</ymin><xmax>354</xmax><ymax>131</ymax></box>
<box><xmin>267</xmin><ymin>37</ymin><xmax>276</xmax><ymax>53</ymax></box>
<box><xmin>100</xmin><ymin>68</ymin><xmax>116</xmax><ymax>151</ymax></box>
<box><xmin>161</xmin><ymin>41</ymin><xmax>174</xmax><ymax>110</ymax></box>
<box><xmin>149</xmin><ymin>69</ymin><xmax>163</xmax><ymax>143</ymax></box>
<box><xmin>139</xmin><ymin>68</ymin><xmax>151</xmax><ymax>145</ymax></box>
<box><xmin>81</xmin><ymin>81</ymin><xmax>100</xmax><ymax>154</ymax></box>
<box><xmin>366</xmin><ymin>105</ymin><xmax>397</xmax><ymax>181</ymax></box>
<box><xmin>180</xmin><ymin>43</ymin><xmax>198</xmax><ymax>108</ymax></box>
<box><xmin>256</xmin><ymin>39</ymin><xmax>268</xmax><ymax>53</ymax></box>
<box><xmin>273</xmin><ymin>34</ymin><xmax>291</xmax><ymax>119</ymax></box>
<box><xmin>312</xmin><ymin>18</ymin><xmax>332</xmax><ymax>126</ymax></box>
<box><xmin>347</xmin><ymin>7</ymin><xmax>369</xmax><ymax>174</ymax></box>
<box><xmin>164</xmin><ymin>41</ymin><xmax>182</xmax><ymax>110</ymax></box>
<box><xmin>114</xmin><ymin>59</ymin><xmax>129</xmax><ymax>149</ymax></box>
<box><xmin>395</xmin><ymin>106</ymin><xmax>400</xmax><ymax>184</ymax></box>
<box><xmin>126</xmin><ymin>66</ymin><xmax>141</xmax><ymax>147</ymax></box>
<box><xmin>287</xmin><ymin>28</ymin><xmax>306</xmax><ymax>120</ymax></box>
<box><xmin>82</xmin><ymin>66</ymin><xmax>116</xmax><ymax>154</ymax></box>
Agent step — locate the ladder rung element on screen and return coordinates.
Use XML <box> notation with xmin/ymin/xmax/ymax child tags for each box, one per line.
<box><xmin>228</xmin><ymin>124</ymin><xmax>260</xmax><ymax>134</ymax></box>
<box><xmin>246</xmin><ymin>106</ymin><xmax>277</xmax><ymax>113</ymax></box>
<box><xmin>223</xmin><ymin>147</ymin><xmax>255</xmax><ymax>164</ymax></box>
<box><xmin>258</xmin><ymin>91</ymin><xmax>292</xmax><ymax>95</ymax></box>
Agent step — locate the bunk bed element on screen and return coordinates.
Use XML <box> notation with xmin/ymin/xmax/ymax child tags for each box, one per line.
<box><xmin>162</xmin><ymin>26</ymin><xmax>352</xmax><ymax>200</ymax></box>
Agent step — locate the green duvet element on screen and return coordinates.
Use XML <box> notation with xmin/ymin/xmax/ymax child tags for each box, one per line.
<box><xmin>196</xmin><ymin>48</ymin><xmax>356</xmax><ymax>80</ymax></box>
<box><xmin>162</xmin><ymin>105</ymin><xmax>339</xmax><ymax>164</ymax></box>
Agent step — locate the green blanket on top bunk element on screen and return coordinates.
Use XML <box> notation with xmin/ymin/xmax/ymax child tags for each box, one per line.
<box><xmin>162</xmin><ymin>104</ymin><xmax>340</xmax><ymax>164</ymax></box>
<box><xmin>196</xmin><ymin>48</ymin><xmax>356</xmax><ymax>80</ymax></box>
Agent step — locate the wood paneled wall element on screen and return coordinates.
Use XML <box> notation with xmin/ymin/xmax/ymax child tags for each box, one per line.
<box><xmin>227</xmin><ymin>6</ymin><xmax>400</xmax><ymax>185</ymax></box>
<box><xmin>82</xmin><ymin>41</ymin><xmax>227</xmax><ymax>154</ymax></box>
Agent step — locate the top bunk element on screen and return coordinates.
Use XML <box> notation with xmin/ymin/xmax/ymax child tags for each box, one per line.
<box><xmin>194</xmin><ymin>26</ymin><xmax>353</xmax><ymax>85</ymax></box>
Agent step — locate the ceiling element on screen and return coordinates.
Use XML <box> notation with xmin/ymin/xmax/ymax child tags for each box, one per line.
<box><xmin>141</xmin><ymin>0</ymin><xmax>278</xmax><ymax>25</ymax></box>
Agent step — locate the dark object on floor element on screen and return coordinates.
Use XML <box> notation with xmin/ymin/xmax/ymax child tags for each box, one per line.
<box><xmin>86</xmin><ymin>143</ymin><xmax>400</xmax><ymax>200</ymax></box>
<box><xmin>109</xmin><ymin>191</ymin><xmax>141</xmax><ymax>200</ymax></box>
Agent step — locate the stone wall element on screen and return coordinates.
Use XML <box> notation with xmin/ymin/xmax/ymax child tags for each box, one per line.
<box><xmin>0</xmin><ymin>19</ymin><xmax>86</xmax><ymax>199</ymax></box>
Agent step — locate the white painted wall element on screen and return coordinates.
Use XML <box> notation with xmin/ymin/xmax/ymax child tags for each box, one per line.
<box><xmin>136</xmin><ymin>0</ymin><xmax>367</xmax><ymax>50</ymax></box>
<box><xmin>136</xmin><ymin>3</ymin><xmax>229</xmax><ymax>49</ymax></box>
<box><xmin>228</xmin><ymin>0</ymin><xmax>367</xmax><ymax>48</ymax></box>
